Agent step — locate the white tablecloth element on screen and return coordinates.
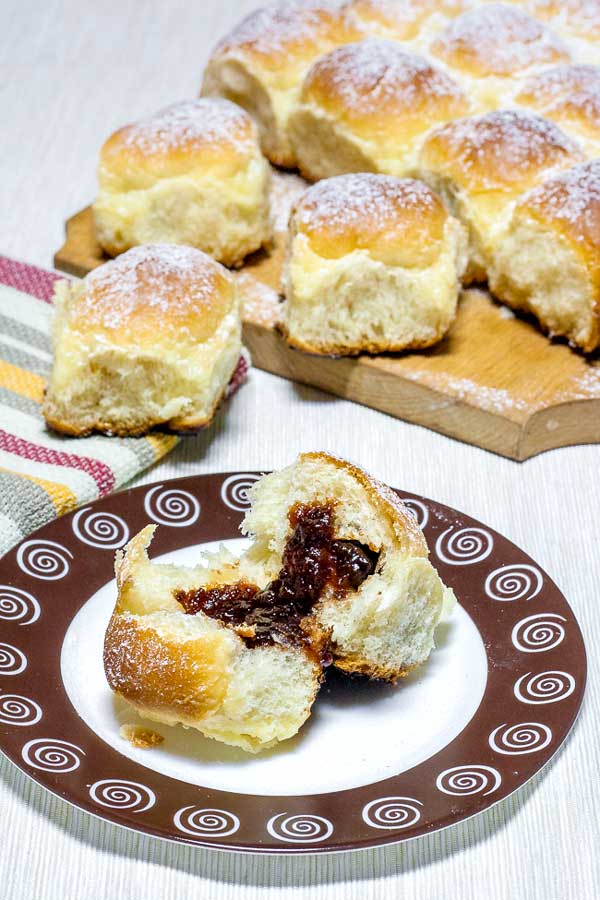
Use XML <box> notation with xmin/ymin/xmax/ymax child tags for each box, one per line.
<box><xmin>1</xmin><ymin>1</ymin><xmax>598</xmax><ymax>897</ymax></box>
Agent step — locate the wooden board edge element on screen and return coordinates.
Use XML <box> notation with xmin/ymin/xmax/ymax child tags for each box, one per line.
<box><xmin>242</xmin><ymin>319</ymin><xmax>524</xmax><ymax>460</ymax></box>
<box><xmin>518</xmin><ymin>399</ymin><xmax>600</xmax><ymax>460</ymax></box>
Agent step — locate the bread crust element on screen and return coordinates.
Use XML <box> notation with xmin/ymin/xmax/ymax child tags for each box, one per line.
<box><xmin>297</xmin><ymin>450</ymin><xmax>428</xmax><ymax>555</ymax></box>
<box><xmin>43</xmin><ymin>245</ymin><xmax>243</xmax><ymax>437</ymax></box>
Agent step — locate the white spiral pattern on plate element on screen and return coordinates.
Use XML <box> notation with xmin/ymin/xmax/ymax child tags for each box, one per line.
<box><xmin>72</xmin><ymin>508</ymin><xmax>130</xmax><ymax>549</ymax></box>
<box><xmin>0</xmin><ymin>643</ymin><xmax>27</xmax><ymax>675</ymax></box>
<box><xmin>16</xmin><ymin>540</ymin><xmax>73</xmax><ymax>581</ymax></box>
<box><xmin>402</xmin><ymin>498</ymin><xmax>429</xmax><ymax>530</ymax></box>
<box><xmin>143</xmin><ymin>485</ymin><xmax>200</xmax><ymax>527</ymax></box>
<box><xmin>512</xmin><ymin>614</ymin><xmax>566</xmax><ymax>653</ymax></box>
<box><xmin>173</xmin><ymin>807</ymin><xmax>240</xmax><ymax>837</ymax></box>
<box><xmin>362</xmin><ymin>797</ymin><xmax>423</xmax><ymax>830</ymax></box>
<box><xmin>436</xmin><ymin>765</ymin><xmax>501</xmax><ymax>796</ymax></box>
<box><xmin>21</xmin><ymin>738</ymin><xmax>85</xmax><ymax>772</ymax></box>
<box><xmin>220</xmin><ymin>474</ymin><xmax>260</xmax><ymax>511</ymax></box>
<box><xmin>484</xmin><ymin>564</ymin><xmax>543</xmax><ymax>602</ymax></box>
<box><xmin>435</xmin><ymin>527</ymin><xmax>493</xmax><ymax>566</ymax></box>
<box><xmin>514</xmin><ymin>671</ymin><xmax>575</xmax><ymax>705</ymax></box>
<box><xmin>89</xmin><ymin>779</ymin><xmax>155</xmax><ymax>812</ymax></box>
<box><xmin>0</xmin><ymin>585</ymin><xmax>40</xmax><ymax>625</ymax></box>
<box><xmin>266</xmin><ymin>813</ymin><xmax>334</xmax><ymax>843</ymax></box>
<box><xmin>489</xmin><ymin>722</ymin><xmax>552</xmax><ymax>755</ymax></box>
<box><xmin>0</xmin><ymin>693</ymin><xmax>42</xmax><ymax>726</ymax></box>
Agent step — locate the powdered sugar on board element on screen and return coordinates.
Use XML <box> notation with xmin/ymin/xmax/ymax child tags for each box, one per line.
<box><xmin>269</xmin><ymin>170</ymin><xmax>308</xmax><ymax>233</ymax></box>
<box><xmin>431</xmin><ymin>3</ymin><xmax>570</xmax><ymax>75</ymax></box>
<box><xmin>113</xmin><ymin>99</ymin><xmax>255</xmax><ymax>156</ymax></box>
<box><xmin>235</xmin><ymin>272</ymin><xmax>282</xmax><ymax>328</ymax></box>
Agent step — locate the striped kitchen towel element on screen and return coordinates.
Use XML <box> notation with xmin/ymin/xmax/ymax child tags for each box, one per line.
<box><xmin>0</xmin><ymin>257</ymin><xmax>189</xmax><ymax>557</ymax></box>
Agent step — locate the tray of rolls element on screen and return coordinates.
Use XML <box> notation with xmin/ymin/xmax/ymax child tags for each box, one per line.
<box><xmin>54</xmin><ymin>0</ymin><xmax>600</xmax><ymax>460</ymax></box>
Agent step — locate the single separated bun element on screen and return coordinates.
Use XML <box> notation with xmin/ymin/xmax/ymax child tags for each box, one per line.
<box><xmin>104</xmin><ymin>452</ymin><xmax>455</xmax><ymax>751</ymax></box>
<box><xmin>201</xmin><ymin>1</ymin><xmax>359</xmax><ymax>168</ymax></box>
<box><xmin>282</xmin><ymin>173</ymin><xmax>467</xmax><ymax>355</ymax></box>
<box><xmin>418</xmin><ymin>109</ymin><xmax>584</xmax><ymax>282</ymax></box>
<box><xmin>289</xmin><ymin>39</ymin><xmax>469</xmax><ymax>182</ymax></box>
<box><xmin>92</xmin><ymin>99</ymin><xmax>272</xmax><ymax>267</ymax></box>
<box><xmin>516</xmin><ymin>64</ymin><xmax>600</xmax><ymax>158</ymax></box>
<box><xmin>490</xmin><ymin>159</ymin><xmax>600</xmax><ymax>352</ymax></box>
<box><xmin>43</xmin><ymin>244</ymin><xmax>242</xmax><ymax>436</ymax></box>
<box><xmin>430</xmin><ymin>4</ymin><xmax>571</xmax><ymax>109</ymax></box>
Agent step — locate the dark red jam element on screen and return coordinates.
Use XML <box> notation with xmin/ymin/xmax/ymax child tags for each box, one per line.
<box><xmin>174</xmin><ymin>503</ymin><xmax>378</xmax><ymax>660</ymax></box>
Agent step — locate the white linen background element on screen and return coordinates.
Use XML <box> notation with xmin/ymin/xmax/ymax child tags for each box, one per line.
<box><xmin>1</xmin><ymin>1</ymin><xmax>598</xmax><ymax>897</ymax></box>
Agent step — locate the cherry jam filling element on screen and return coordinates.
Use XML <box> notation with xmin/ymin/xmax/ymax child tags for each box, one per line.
<box><xmin>174</xmin><ymin>503</ymin><xmax>378</xmax><ymax>658</ymax></box>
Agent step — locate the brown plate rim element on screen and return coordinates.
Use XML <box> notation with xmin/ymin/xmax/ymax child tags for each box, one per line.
<box><xmin>0</xmin><ymin>472</ymin><xmax>587</xmax><ymax>854</ymax></box>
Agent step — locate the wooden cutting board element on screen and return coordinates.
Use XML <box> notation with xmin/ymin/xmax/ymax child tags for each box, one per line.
<box><xmin>54</xmin><ymin>172</ymin><xmax>600</xmax><ymax>461</ymax></box>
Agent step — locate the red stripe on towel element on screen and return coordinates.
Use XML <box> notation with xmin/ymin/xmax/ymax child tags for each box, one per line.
<box><xmin>0</xmin><ymin>257</ymin><xmax>64</xmax><ymax>303</ymax></box>
<box><xmin>0</xmin><ymin>429</ymin><xmax>115</xmax><ymax>495</ymax></box>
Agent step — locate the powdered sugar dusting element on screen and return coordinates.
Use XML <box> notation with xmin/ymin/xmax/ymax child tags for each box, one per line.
<box><xmin>520</xmin><ymin>159</ymin><xmax>600</xmax><ymax>246</ymax></box>
<box><xmin>402</xmin><ymin>369</ymin><xmax>531</xmax><ymax>415</ymax></box>
<box><xmin>295</xmin><ymin>173</ymin><xmax>441</xmax><ymax>234</ymax></box>
<box><xmin>534</xmin><ymin>0</ymin><xmax>600</xmax><ymax>38</ymax></box>
<box><xmin>215</xmin><ymin>0</ymin><xmax>342</xmax><ymax>57</ymax></box>
<box><xmin>305</xmin><ymin>39</ymin><xmax>466</xmax><ymax>115</ymax></box>
<box><xmin>432</xmin><ymin>3</ymin><xmax>570</xmax><ymax>75</ymax></box>
<box><xmin>344</xmin><ymin>0</ymin><xmax>431</xmax><ymax>37</ymax></box>
<box><xmin>426</xmin><ymin>110</ymin><xmax>581</xmax><ymax>189</ymax></box>
<box><xmin>77</xmin><ymin>244</ymin><xmax>230</xmax><ymax>332</ymax></box>
<box><xmin>518</xmin><ymin>65</ymin><xmax>600</xmax><ymax>130</ymax></box>
<box><xmin>116</xmin><ymin>99</ymin><xmax>254</xmax><ymax>156</ymax></box>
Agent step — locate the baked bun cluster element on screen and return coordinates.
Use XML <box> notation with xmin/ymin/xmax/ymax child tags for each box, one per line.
<box><xmin>43</xmin><ymin>244</ymin><xmax>242</xmax><ymax>436</ymax></box>
<box><xmin>201</xmin><ymin>1</ymin><xmax>360</xmax><ymax>168</ymax></box>
<box><xmin>289</xmin><ymin>39</ymin><xmax>470</xmax><ymax>181</ymax></box>
<box><xmin>418</xmin><ymin>109</ymin><xmax>584</xmax><ymax>282</ymax></box>
<box><xmin>203</xmin><ymin>0</ymin><xmax>600</xmax><ymax>350</ymax></box>
<box><xmin>104</xmin><ymin>452</ymin><xmax>456</xmax><ymax>752</ymax></box>
<box><xmin>93</xmin><ymin>99</ymin><xmax>271</xmax><ymax>267</ymax></box>
<box><xmin>490</xmin><ymin>159</ymin><xmax>600</xmax><ymax>352</ymax></box>
<box><xmin>283</xmin><ymin>173</ymin><xmax>467</xmax><ymax>355</ymax></box>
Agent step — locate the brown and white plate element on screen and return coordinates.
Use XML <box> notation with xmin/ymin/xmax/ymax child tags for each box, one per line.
<box><xmin>0</xmin><ymin>472</ymin><xmax>586</xmax><ymax>854</ymax></box>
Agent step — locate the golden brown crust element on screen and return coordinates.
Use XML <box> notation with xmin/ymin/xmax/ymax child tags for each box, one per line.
<box><xmin>420</xmin><ymin>109</ymin><xmax>584</xmax><ymax>194</ymax></box>
<box><xmin>281</xmin><ymin>322</ymin><xmax>451</xmax><ymax>357</ymax></box>
<box><xmin>103</xmin><ymin>613</ymin><xmax>232</xmax><ymax>720</ymax></box>
<box><xmin>334</xmin><ymin>654</ymin><xmax>413</xmax><ymax>682</ymax></box>
<box><xmin>292</xmin><ymin>173</ymin><xmax>448</xmax><ymax>268</ymax></box>
<box><xmin>342</xmin><ymin>0</ymin><xmax>464</xmax><ymax>39</ymax></box>
<box><xmin>43</xmin><ymin>384</ymin><xmax>224</xmax><ymax>438</ymax></box>
<box><xmin>69</xmin><ymin>244</ymin><xmax>235</xmax><ymax>347</ymax></box>
<box><xmin>299</xmin><ymin>40</ymin><xmax>469</xmax><ymax>143</ymax></box>
<box><xmin>431</xmin><ymin>4</ymin><xmax>570</xmax><ymax>77</ymax></box>
<box><xmin>516</xmin><ymin>64</ymin><xmax>600</xmax><ymax>141</ymax></box>
<box><xmin>513</xmin><ymin>160</ymin><xmax>600</xmax><ymax>352</ymax></box>
<box><xmin>210</xmin><ymin>1</ymin><xmax>359</xmax><ymax>78</ymax></box>
<box><xmin>299</xmin><ymin>451</ymin><xmax>428</xmax><ymax>556</ymax></box>
<box><xmin>100</xmin><ymin>99</ymin><xmax>260</xmax><ymax>180</ymax></box>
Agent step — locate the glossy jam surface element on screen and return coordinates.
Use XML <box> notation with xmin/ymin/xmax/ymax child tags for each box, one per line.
<box><xmin>174</xmin><ymin>503</ymin><xmax>378</xmax><ymax>658</ymax></box>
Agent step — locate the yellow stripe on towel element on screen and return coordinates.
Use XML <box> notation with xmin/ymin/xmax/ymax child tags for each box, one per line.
<box><xmin>0</xmin><ymin>359</ymin><xmax>45</xmax><ymax>402</ymax></box>
<box><xmin>0</xmin><ymin>465</ymin><xmax>78</xmax><ymax>516</ymax></box>
<box><xmin>144</xmin><ymin>433</ymin><xmax>179</xmax><ymax>460</ymax></box>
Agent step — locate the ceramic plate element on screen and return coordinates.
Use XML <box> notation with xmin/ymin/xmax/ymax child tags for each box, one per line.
<box><xmin>0</xmin><ymin>473</ymin><xmax>586</xmax><ymax>854</ymax></box>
